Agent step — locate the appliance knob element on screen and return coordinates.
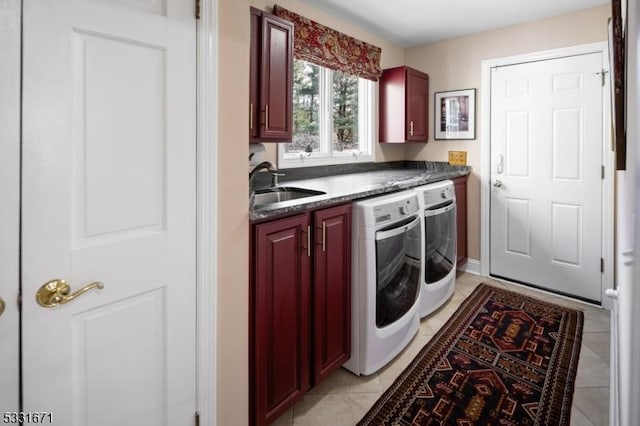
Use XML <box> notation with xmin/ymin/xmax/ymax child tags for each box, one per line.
<box><xmin>441</xmin><ymin>190</ymin><xmax>446</xmax><ymax>199</ymax></box>
<box><xmin>399</xmin><ymin>205</ymin><xmax>407</xmax><ymax>215</ymax></box>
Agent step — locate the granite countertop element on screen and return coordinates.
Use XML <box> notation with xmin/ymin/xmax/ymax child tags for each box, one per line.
<box><xmin>250</xmin><ymin>163</ymin><xmax>470</xmax><ymax>221</ymax></box>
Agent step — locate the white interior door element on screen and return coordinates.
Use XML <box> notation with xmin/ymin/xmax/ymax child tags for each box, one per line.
<box><xmin>0</xmin><ymin>0</ymin><xmax>21</xmax><ymax>414</ymax></box>
<box><xmin>21</xmin><ymin>1</ymin><xmax>197</xmax><ymax>425</ymax></box>
<box><xmin>490</xmin><ymin>53</ymin><xmax>603</xmax><ymax>302</ymax></box>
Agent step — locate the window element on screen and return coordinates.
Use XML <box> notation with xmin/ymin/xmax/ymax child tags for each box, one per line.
<box><xmin>278</xmin><ymin>60</ymin><xmax>375</xmax><ymax>168</ymax></box>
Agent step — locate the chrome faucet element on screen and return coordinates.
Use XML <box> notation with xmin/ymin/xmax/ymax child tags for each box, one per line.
<box><xmin>249</xmin><ymin>161</ymin><xmax>285</xmax><ymax>187</ymax></box>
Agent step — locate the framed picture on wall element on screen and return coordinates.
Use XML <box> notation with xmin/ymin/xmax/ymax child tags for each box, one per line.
<box><xmin>434</xmin><ymin>88</ymin><xmax>476</xmax><ymax>140</ymax></box>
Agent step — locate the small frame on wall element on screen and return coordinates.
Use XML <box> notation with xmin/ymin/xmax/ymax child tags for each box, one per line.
<box><xmin>435</xmin><ymin>88</ymin><xmax>476</xmax><ymax>140</ymax></box>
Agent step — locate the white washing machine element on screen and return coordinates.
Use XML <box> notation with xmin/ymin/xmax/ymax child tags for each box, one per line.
<box><xmin>344</xmin><ymin>190</ymin><xmax>422</xmax><ymax>376</ymax></box>
<box><xmin>413</xmin><ymin>180</ymin><xmax>457</xmax><ymax>317</ymax></box>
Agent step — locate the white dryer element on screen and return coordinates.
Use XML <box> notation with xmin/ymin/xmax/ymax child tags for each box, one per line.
<box><xmin>413</xmin><ymin>180</ymin><xmax>457</xmax><ymax>317</ymax></box>
<box><xmin>344</xmin><ymin>190</ymin><xmax>422</xmax><ymax>376</ymax></box>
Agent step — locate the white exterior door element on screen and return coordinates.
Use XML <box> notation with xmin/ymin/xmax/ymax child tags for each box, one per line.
<box><xmin>21</xmin><ymin>1</ymin><xmax>197</xmax><ymax>425</ymax></box>
<box><xmin>490</xmin><ymin>53</ymin><xmax>603</xmax><ymax>302</ymax></box>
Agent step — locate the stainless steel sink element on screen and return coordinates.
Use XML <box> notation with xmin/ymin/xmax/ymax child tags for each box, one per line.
<box><xmin>252</xmin><ymin>187</ymin><xmax>326</xmax><ymax>208</ymax></box>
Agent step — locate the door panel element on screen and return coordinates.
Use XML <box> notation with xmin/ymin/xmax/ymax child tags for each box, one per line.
<box><xmin>0</xmin><ymin>0</ymin><xmax>20</xmax><ymax>413</ymax></box>
<box><xmin>253</xmin><ymin>215</ymin><xmax>310</xmax><ymax>425</ymax></box>
<box><xmin>249</xmin><ymin>9</ymin><xmax>260</xmax><ymax>139</ymax></box>
<box><xmin>313</xmin><ymin>204</ymin><xmax>351</xmax><ymax>385</ymax></box>
<box><xmin>73</xmin><ymin>289</ymin><xmax>167</xmax><ymax>426</ymax></box>
<box><xmin>490</xmin><ymin>53</ymin><xmax>603</xmax><ymax>302</ymax></box>
<box><xmin>406</xmin><ymin>69</ymin><xmax>428</xmax><ymax>141</ymax></box>
<box><xmin>505</xmin><ymin>111</ymin><xmax>530</xmax><ymax>177</ymax></box>
<box><xmin>260</xmin><ymin>14</ymin><xmax>292</xmax><ymax>140</ymax></box>
<box><xmin>75</xmin><ymin>31</ymin><xmax>166</xmax><ymax>240</ymax></box>
<box><xmin>551</xmin><ymin>108</ymin><xmax>582</xmax><ymax>180</ymax></box>
<box><xmin>453</xmin><ymin>177</ymin><xmax>468</xmax><ymax>266</ymax></box>
<box><xmin>22</xmin><ymin>0</ymin><xmax>196</xmax><ymax>424</ymax></box>
<box><xmin>504</xmin><ymin>197</ymin><xmax>531</xmax><ymax>256</ymax></box>
<box><xmin>551</xmin><ymin>203</ymin><xmax>582</xmax><ymax>266</ymax></box>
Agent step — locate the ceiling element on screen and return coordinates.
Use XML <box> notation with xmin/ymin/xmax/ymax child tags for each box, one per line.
<box><xmin>299</xmin><ymin>0</ymin><xmax>610</xmax><ymax>47</ymax></box>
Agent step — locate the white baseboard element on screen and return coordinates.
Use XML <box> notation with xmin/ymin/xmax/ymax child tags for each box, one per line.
<box><xmin>459</xmin><ymin>258</ymin><xmax>481</xmax><ymax>275</ymax></box>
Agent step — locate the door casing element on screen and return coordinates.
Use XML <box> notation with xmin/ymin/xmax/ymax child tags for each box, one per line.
<box><xmin>195</xmin><ymin>0</ymin><xmax>219</xmax><ymax>424</ymax></box>
<box><xmin>479</xmin><ymin>41</ymin><xmax>614</xmax><ymax>309</ymax></box>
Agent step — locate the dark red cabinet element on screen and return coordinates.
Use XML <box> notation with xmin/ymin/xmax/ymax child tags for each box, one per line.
<box><xmin>250</xmin><ymin>204</ymin><xmax>352</xmax><ymax>425</ymax></box>
<box><xmin>453</xmin><ymin>176</ymin><xmax>468</xmax><ymax>268</ymax></box>
<box><xmin>379</xmin><ymin>66</ymin><xmax>429</xmax><ymax>143</ymax></box>
<box><xmin>250</xmin><ymin>7</ymin><xmax>293</xmax><ymax>142</ymax></box>
<box><xmin>312</xmin><ymin>204</ymin><xmax>351</xmax><ymax>384</ymax></box>
<box><xmin>252</xmin><ymin>213</ymin><xmax>311</xmax><ymax>425</ymax></box>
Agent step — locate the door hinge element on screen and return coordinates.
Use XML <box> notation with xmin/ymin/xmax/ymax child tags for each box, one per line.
<box><xmin>195</xmin><ymin>412</ymin><xmax>200</xmax><ymax>426</ymax></box>
<box><xmin>601</xmin><ymin>258</ymin><xmax>604</xmax><ymax>273</ymax></box>
<box><xmin>195</xmin><ymin>0</ymin><xmax>201</xmax><ymax>19</ymax></box>
<box><xmin>17</xmin><ymin>293</ymin><xmax>22</xmax><ymax>312</ymax></box>
<box><xmin>602</xmin><ymin>165</ymin><xmax>605</xmax><ymax>179</ymax></box>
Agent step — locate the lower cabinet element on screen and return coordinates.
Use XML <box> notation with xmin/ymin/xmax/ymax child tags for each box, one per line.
<box><xmin>251</xmin><ymin>213</ymin><xmax>310</xmax><ymax>425</ymax></box>
<box><xmin>453</xmin><ymin>176</ymin><xmax>468</xmax><ymax>268</ymax></box>
<box><xmin>312</xmin><ymin>205</ymin><xmax>351</xmax><ymax>385</ymax></box>
<box><xmin>250</xmin><ymin>203</ymin><xmax>351</xmax><ymax>425</ymax></box>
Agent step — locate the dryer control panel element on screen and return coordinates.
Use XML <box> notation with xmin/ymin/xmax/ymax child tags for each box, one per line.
<box><xmin>419</xmin><ymin>181</ymin><xmax>455</xmax><ymax>209</ymax></box>
<box><xmin>373</xmin><ymin>195</ymin><xmax>419</xmax><ymax>225</ymax></box>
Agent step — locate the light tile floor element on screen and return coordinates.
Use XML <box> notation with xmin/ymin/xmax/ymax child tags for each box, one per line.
<box><xmin>272</xmin><ymin>272</ymin><xmax>611</xmax><ymax>426</ymax></box>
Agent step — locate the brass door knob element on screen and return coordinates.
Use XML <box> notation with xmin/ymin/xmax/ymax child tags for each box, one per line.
<box><xmin>36</xmin><ymin>279</ymin><xmax>104</xmax><ymax>308</ymax></box>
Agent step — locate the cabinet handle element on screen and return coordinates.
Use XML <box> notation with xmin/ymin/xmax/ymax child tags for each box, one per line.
<box><xmin>322</xmin><ymin>222</ymin><xmax>326</xmax><ymax>252</ymax></box>
<box><xmin>307</xmin><ymin>225</ymin><xmax>311</xmax><ymax>257</ymax></box>
<box><xmin>265</xmin><ymin>105</ymin><xmax>269</xmax><ymax>130</ymax></box>
<box><xmin>409</xmin><ymin>120</ymin><xmax>414</xmax><ymax>136</ymax></box>
<box><xmin>249</xmin><ymin>103</ymin><xmax>253</xmax><ymax>130</ymax></box>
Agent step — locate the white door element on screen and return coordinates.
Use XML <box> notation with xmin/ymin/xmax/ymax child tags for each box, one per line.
<box><xmin>21</xmin><ymin>1</ymin><xmax>197</xmax><ymax>425</ymax></box>
<box><xmin>490</xmin><ymin>53</ymin><xmax>603</xmax><ymax>302</ymax></box>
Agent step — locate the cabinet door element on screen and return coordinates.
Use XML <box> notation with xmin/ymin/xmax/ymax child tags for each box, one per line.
<box><xmin>249</xmin><ymin>8</ymin><xmax>260</xmax><ymax>139</ymax></box>
<box><xmin>312</xmin><ymin>204</ymin><xmax>351</xmax><ymax>385</ymax></box>
<box><xmin>253</xmin><ymin>214</ymin><xmax>310</xmax><ymax>425</ymax></box>
<box><xmin>260</xmin><ymin>14</ymin><xmax>293</xmax><ymax>141</ymax></box>
<box><xmin>453</xmin><ymin>177</ymin><xmax>468</xmax><ymax>267</ymax></box>
<box><xmin>406</xmin><ymin>68</ymin><xmax>429</xmax><ymax>141</ymax></box>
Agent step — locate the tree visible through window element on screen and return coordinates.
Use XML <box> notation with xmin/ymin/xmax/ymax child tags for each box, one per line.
<box><xmin>332</xmin><ymin>71</ymin><xmax>358</xmax><ymax>152</ymax></box>
<box><xmin>283</xmin><ymin>60</ymin><xmax>371</xmax><ymax>165</ymax></box>
<box><xmin>290</xmin><ymin>61</ymin><xmax>320</xmax><ymax>154</ymax></box>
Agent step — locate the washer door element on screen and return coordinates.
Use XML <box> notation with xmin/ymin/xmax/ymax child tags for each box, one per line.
<box><xmin>424</xmin><ymin>202</ymin><xmax>457</xmax><ymax>284</ymax></box>
<box><xmin>375</xmin><ymin>216</ymin><xmax>421</xmax><ymax>328</ymax></box>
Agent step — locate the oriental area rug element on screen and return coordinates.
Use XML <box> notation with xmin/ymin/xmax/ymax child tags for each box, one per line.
<box><xmin>359</xmin><ymin>283</ymin><xmax>584</xmax><ymax>426</ymax></box>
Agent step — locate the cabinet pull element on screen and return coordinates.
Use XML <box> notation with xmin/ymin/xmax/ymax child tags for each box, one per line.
<box><xmin>409</xmin><ymin>120</ymin><xmax>414</xmax><ymax>136</ymax></box>
<box><xmin>265</xmin><ymin>105</ymin><xmax>269</xmax><ymax>130</ymax></box>
<box><xmin>249</xmin><ymin>103</ymin><xmax>253</xmax><ymax>130</ymax></box>
<box><xmin>307</xmin><ymin>225</ymin><xmax>311</xmax><ymax>257</ymax></box>
<box><xmin>322</xmin><ymin>222</ymin><xmax>326</xmax><ymax>252</ymax></box>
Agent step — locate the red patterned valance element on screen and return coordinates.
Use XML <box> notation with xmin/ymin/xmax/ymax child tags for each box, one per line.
<box><xmin>273</xmin><ymin>5</ymin><xmax>382</xmax><ymax>81</ymax></box>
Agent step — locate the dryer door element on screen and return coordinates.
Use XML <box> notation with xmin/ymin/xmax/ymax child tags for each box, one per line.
<box><xmin>375</xmin><ymin>215</ymin><xmax>421</xmax><ymax>328</ymax></box>
<box><xmin>424</xmin><ymin>202</ymin><xmax>457</xmax><ymax>284</ymax></box>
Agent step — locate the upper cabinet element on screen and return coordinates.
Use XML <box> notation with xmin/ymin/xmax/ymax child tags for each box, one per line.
<box><xmin>379</xmin><ymin>66</ymin><xmax>429</xmax><ymax>143</ymax></box>
<box><xmin>250</xmin><ymin>8</ymin><xmax>293</xmax><ymax>143</ymax></box>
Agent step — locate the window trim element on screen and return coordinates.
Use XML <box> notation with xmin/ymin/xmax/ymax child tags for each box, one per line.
<box><xmin>278</xmin><ymin>64</ymin><xmax>376</xmax><ymax>169</ymax></box>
